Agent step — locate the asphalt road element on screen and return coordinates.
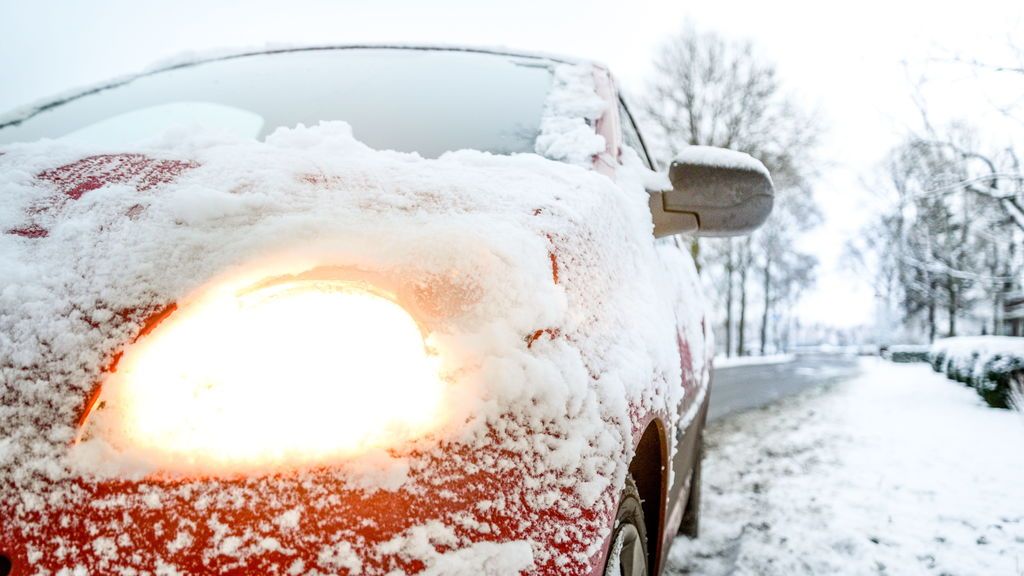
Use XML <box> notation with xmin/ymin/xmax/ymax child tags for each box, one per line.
<box><xmin>708</xmin><ymin>352</ymin><xmax>863</xmax><ymax>422</ymax></box>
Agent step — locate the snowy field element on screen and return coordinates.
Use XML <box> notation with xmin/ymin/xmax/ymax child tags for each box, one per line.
<box><xmin>668</xmin><ymin>358</ymin><xmax>1024</xmax><ymax>575</ymax></box>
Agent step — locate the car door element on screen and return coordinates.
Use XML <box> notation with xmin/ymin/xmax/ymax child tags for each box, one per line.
<box><xmin>617</xmin><ymin>98</ymin><xmax>711</xmax><ymax>545</ymax></box>
<box><xmin>617</xmin><ymin>98</ymin><xmax>709</xmax><ymax>417</ymax></box>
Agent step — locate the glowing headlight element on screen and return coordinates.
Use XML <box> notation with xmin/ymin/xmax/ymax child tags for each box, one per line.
<box><xmin>86</xmin><ymin>277</ymin><xmax>446</xmax><ymax>472</ymax></box>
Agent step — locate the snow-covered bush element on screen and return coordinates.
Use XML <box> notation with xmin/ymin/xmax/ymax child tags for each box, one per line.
<box><xmin>928</xmin><ymin>337</ymin><xmax>1024</xmax><ymax>408</ymax></box>
<box><xmin>883</xmin><ymin>344</ymin><xmax>929</xmax><ymax>363</ymax></box>
<box><xmin>977</xmin><ymin>353</ymin><xmax>1024</xmax><ymax>408</ymax></box>
<box><xmin>1011</xmin><ymin>372</ymin><xmax>1024</xmax><ymax>413</ymax></box>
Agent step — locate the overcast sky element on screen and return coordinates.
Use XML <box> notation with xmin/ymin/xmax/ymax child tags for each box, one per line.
<box><xmin>2</xmin><ymin>0</ymin><xmax>1022</xmax><ymax>328</ymax></box>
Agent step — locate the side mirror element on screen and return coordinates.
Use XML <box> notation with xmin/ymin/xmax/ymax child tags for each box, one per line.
<box><xmin>649</xmin><ymin>146</ymin><xmax>775</xmax><ymax>238</ymax></box>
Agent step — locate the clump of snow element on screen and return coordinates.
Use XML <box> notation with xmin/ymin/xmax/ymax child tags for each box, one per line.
<box><xmin>669</xmin><ymin>358</ymin><xmax>1024</xmax><ymax>575</ymax></box>
<box><xmin>0</xmin><ymin>115</ymin><xmax>704</xmax><ymax>573</ymax></box>
<box><xmin>601</xmin><ymin>528</ymin><xmax>625</xmax><ymax>576</ymax></box>
<box><xmin>317</xmin><ymin>540</ymin><xmax>363</xmax><ymax>573</ymax></box>
<box><xmin>421</xmin><ymin>540</ymin><xmax>534</xmax><ymax>575</ymax></box>
<box><xmin>380</xmin><ymin>522</ymin><xmax>533</xmax><ymax>575</ymax></box>
<box><xmin>276</xmin><ymin>507</ymin><xmax>302</xmax><ymax>530</ymax></box>
<box><xmin>534</xmin><ymin>64</ymin><xmax>608</xmax><ymax>167</ymax></box>
<box><xmin>673</xmin><ymin>145</ymin><xmax>771</xmax><ymax>178</ymax></box>
<box><xmin>619</xmin><ymin>144</ymin><xmax>671</xmax><ymax>191</ymax></box>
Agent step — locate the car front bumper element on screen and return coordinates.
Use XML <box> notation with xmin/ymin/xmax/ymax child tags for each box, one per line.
<box><xmin>1</xmin><ymin>438</ymin><xmax>617</xmax><ymax>575</ymax></box>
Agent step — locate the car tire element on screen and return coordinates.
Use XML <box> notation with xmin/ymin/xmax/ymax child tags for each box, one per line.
<box><xmin>604</xmin><ymin>475</ymin><xmax>649</xmax><ymax>576</ymax></box>
<box><xmin>678</xmin><ymin>437</ymin><xmax>703</xmax><ymax>538</ymax></box>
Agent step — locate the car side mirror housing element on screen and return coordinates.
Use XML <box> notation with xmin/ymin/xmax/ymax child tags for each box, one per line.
<box><xmin>649</xmin><ymin>146</ymin><xmax>775</xmax><ymax>238</ymax></box>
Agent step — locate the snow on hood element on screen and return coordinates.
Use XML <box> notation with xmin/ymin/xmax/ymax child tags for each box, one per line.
<box><xmin>0</xmin><ymin>115</ymin><xmax>685</xmax><ymax>570</ymax></box>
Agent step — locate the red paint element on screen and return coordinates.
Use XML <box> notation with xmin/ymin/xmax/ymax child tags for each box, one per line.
<box><xmin>76</xmin><ymin>303</ymin><xmax>178</xmax><ymax>430</ymax></box>
<box><xmin>546</xmin><ymin>233</ymin><xmax>560</xmax><ymax>285</ymax></box>
<box><xmin>526</xmin><ymin>328</ymin><xmax>560</xmax><ymax>348</ymax></box>
<box><xmin>6</xmin><ymin>224</ymin><xmax>48</xmax><ymax>238</ymax></box>
<box><xmin>37</xmin><ymin>154</ymin><xmax>197</xmax><ymax>197</ymax></box>
<box><xmin>6</xmin><ymin>154</ymin><xmax>197</xmax><ymax>238</ymax></box>
<box><xmin>134</xmin><ymin>302</ymin><xmax>178</xmax><ymax>340</ymax></box>
<box><xmin>2</xmin><ymin>431</ymin><xmax>613</xmax><ymax>575</ymax></box>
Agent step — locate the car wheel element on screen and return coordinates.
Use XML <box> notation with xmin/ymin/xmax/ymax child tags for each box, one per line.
<box><xmin>604</xmin><ymin>475</ymin><xmax>649</xmax><ymax>576</ymax></box>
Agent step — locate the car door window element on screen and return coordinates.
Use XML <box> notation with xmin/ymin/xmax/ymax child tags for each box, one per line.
<box><xmin>618</xmin><ymin>99</ymin><xmax>654</xmax><ymax>170</ymax></box>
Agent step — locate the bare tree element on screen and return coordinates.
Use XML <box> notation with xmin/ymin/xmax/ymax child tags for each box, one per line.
<box><xmin>852</xmin><ymin>127</ymin><xmax>1023</xmax><ymax>341</ymax></box>
<box><xmin>915</xmin><ymin>44</ymin><xmax>1024</xmax><ymax>232</ymax></box>
<box><xmin>641</xmin><ymin>24</ymin><xmax>823</xmax><ymax>355</ymax></box>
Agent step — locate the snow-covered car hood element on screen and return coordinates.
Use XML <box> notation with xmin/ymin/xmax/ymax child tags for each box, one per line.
<box><xmin>0</xmin><ymin>120</ymin><xmax>687</xmax><ymax>573</ymax></box>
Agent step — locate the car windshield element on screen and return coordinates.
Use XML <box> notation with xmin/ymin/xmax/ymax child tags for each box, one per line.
<box><xmin>0</xmin><ymin>48</ymin><xmax>555</xmax><ymax>157</ymax></box>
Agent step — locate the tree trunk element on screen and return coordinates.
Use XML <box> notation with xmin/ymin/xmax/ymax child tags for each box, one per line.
<box><xmin>760</xmin><ymin>257</ymin><xmax>771</xmax><ymax>355</ymax></box>
<box><xmin>994</xmin><ymin>290</ymin><xmax>1003</xmax><ymax>336</ymax></box>
<box><xmin>947</xmin><ymin>280</ymin><xmax>958</xmax><ymax>337</ymax></box>
<box><xmin>737</xmin><ymin>241</ymin><xmax>749</xmax><ymax>356</ymax></box>
<box><xmin>991</xmin><ymin>243</ymin><xmax>1002</xmax><ymax>336</ymax></box>
<box><xmin>927</xmin><ymin>279</ymin><xmax>937</xmax><ymax>343</ymax></box>
<box><xmin>724</xmin><ymin>241</ymin><xmax>734</xmax><ymax>357</ymax></box>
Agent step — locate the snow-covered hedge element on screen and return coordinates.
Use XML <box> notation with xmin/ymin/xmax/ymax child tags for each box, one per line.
<box><xmin>882</xmin><ymin>344</ymin><xmax>930</xmax><ymax>363</ymax></box>
<box><xmin>928</xmin><ymin>337</ymin><xmax>1024</xmax><ymax>408</ymax></box>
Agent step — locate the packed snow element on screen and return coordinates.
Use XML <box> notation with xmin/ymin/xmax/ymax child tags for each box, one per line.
<box><xmin>712</xmin><ymin>353</ymin><xmax>794</xmax><ymax>369</ymax></box>
<box><xmin>885</xmin><ymin>344</ymin><xmax>930</xmax><ymax>353</ymax></box>
<box><xmin>534</xmin><ymin>63</ymin><xmax>609</xmax><ymax>167</ymax></box>
<box><xmin>668</xmin><ymin>358</ymin><xmax>1024</xmax><ymax>575</ymax></box>
<box><xmin>672</xmin><ymin>146</ymin><xmax>770</xmax><ymax>178</ymax></box>
<box><xmin>0</xmin><ymin>60</ymin><xmax>709</xmax><ymax>574</ymax></box>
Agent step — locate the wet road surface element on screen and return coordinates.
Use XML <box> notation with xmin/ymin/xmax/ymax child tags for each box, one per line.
<box><xmin>708</xmin><ymin>352</ymin><xmax>863</xmax><ymax>422</ymax></box>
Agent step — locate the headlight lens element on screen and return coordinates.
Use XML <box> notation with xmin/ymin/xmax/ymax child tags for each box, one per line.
<box><xmin>86</xmin><ymin>277</ymin><xmax>446</xmax><ymax>472</ymax></box>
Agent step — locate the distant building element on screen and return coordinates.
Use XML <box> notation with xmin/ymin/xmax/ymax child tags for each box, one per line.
<box><xmin>1004</xmin><ymin>291</ymin><xmax>1024</xmax><ymax>336</ymax></box>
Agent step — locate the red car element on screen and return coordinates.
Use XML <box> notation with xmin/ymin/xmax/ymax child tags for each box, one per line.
<box><xmin>0</xmin><ymin>46</ymin><xmax>773</xmax><ymax>576</ymax></box>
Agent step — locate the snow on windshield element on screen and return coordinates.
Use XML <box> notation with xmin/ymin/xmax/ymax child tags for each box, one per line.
<box><xmin>0</xmin><ymin>48</ymin><xmax>553</xmax><ymax>158</ymax></box>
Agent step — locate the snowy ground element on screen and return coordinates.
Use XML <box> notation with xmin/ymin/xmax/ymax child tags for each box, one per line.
<box><xmin>667</xmin><ymin>358</ymin><xmax>1024</xmax><ymax>576</ymax></box>
<box><xmin>712</xmin><ymin>353</ymin><xmax>795</xmax><ymax>369</ymax></box>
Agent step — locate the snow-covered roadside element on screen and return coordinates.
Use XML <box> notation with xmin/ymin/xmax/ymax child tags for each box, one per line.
<box><xmin>929</xmin><ymin>336</ymin><xmax>1024</xmax><ymax>408</ymax></box>
<box><xmin>668</xmin><ymin>358</ymin><xmax>1024</xmax><ymax>575</ymax></box>
<box><xmin>712</xmin><ymin>353</ymin><xmax>795</xmax><ymax>369</ymax></box>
